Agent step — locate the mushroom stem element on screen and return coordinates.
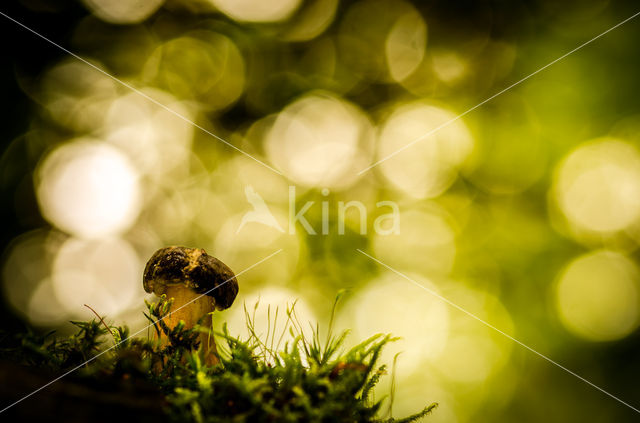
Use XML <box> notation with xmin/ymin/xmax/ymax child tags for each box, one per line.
<box><xmin>143</xmin><ymin>246</ymin><xmax>238</xmax><ymax>366</ymax></box>
<box><xmin>160</xmin><ymin>286</ymin><xmax>219</xmax><ymax>365</ymax></box>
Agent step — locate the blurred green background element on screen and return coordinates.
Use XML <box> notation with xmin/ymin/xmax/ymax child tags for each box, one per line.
<box><xmin>2</xmin><ymin>0</ymin><xmax>640</xmax><ymax>421</ymax></box>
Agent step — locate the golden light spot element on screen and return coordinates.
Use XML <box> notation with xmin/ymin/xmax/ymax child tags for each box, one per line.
<box><xmin>377</xmin><ymin>101</ymin><xmax>474</xmax><ymax>198</ymax></box>
<box><xmin>81</xmin><ymin>0</ymin><xmax>164</xmax><ymax>24</ymax></box>
<box><xmin>2</xmin><ymin>230</ymin><xmax>62</xmax><ymax>321</ymax></box>
<box><xmin>36</xmin><ymin>140</ymin><xmax>142</xmax><ymax>239</ymax></box>
<box><xmin>338</xmin><ymin>0</ymin><xmax>425</xmax><ymax>82</ymax></box>
<box><xmin>555</xmin><ymin>250</ymin><xmax>640</xmax><ymax>341</ymax></box>
<box><xmin>27</xmin><ymin>278</ymin><xmax>69</xmax><ymax>327</ymax></box>
<box><xmin>103</xmin><ymin>90</ymin><xmax>194</xmax><ymax>179</ymax></box>
<box><xmin>281</xmin><ymin>0</ymin><xmax>338</xmax><ymax>41</ymax></box>
<box><xmin>266</xmin><ymin>93</ymin><xmax>373</xmax><ymax>189</ymax></box>
<box><xmin>208</xmin><ymin>0</ymin><xmax>301</xmax><ymax>23</ymax></box>
<box><xmin>214</xmin><ymin>209</ymin><xmax>300</xmax><ymax>288</ymax></box>
<box><xmin>144</xmin><ymin>33</ymin><xmax>245</xmax><ymax>111</ymax></box>
<box><xmin>220</xmin><ymin>287</ymin><xmax>317</xmax><ymax>344</ymax></box>
<box><xmin>431</xmin><ymin>50</ymin><xmax>467</xmax><ymax>83</ymax></box>
<box><xmin>553</xmin><ymin>138</ymin><xmax>640</xmax><ymax>233</ymax></box>
<box><xmin>340</xmin><ymin>272</ymin><xmax>450</xmax><ymax>372</ymax></box>
<box><xmin>42</xmin><ymin>59</ymin><xmax>118</xmax><ymax>133</ymax></box>
<box><xmin>51</xmin><ymin>237</ymin><xmax>142</xmax><ymax>318</ymax></box>
<box><xmin>373</xmin><ymin>207</ymin><xmax>457</xmax><ymax>275</ymax></box>
<box><xmin>385</xmin><ymin>8</ymin><xmax>427</xmax><ymax>82</ymax></box>
<box><xmin>431</xmin><ymin>286</ymin><xmax>513</xmax><ymax>384</ymax></box>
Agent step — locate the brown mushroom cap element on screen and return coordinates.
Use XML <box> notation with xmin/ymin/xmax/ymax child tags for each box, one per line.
<box><xmin>143</xmin><ymin>246</ymin><xmax>239</xmax><ymax>310</ymax></box>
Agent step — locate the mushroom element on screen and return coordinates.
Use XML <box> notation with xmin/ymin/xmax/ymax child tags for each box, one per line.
<box><xmin>143</xmin><ymin>246</ymin><xmax>238</xmax><ymax>364</ymax></box>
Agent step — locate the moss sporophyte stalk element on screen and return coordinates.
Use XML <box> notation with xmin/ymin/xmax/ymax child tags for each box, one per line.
<box><xmin>0</xmin><ymin>246</ymin><xmax>436</xmax><ymax>422</ymax></box>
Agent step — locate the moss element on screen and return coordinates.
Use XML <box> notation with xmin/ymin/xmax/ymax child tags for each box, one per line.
<box><xmin>0</xmin><ymin>296</ymin><xmax>436</xmax><ymax>422</ymax></box>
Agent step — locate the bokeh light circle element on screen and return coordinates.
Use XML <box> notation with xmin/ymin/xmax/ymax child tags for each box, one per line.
<box><xmin>377</xmin><ymin>101</ymin><xmax>474</xmax><ymax>198</ymax></box>
<box><xmin>432</xmin><ymin>287</ymin><xmax>513</xmax><ymax>385</ymax></box>
<box><xmin>51</xmin><ymin>237</ymin><xmax>142</xmax><ymax>318</ymax></box>
<box><xmin>340</xmin><ymin>272</ymin><xmax>450</xmax><ymax>371</ymax></box>
<box><xmin>209</xmin><ymin>0</ymin><xmax>301</xmax><ymax>23</ymax></box>
<box><xmin>338</xmin><ymin>0</ymin><xmax>426</xmax><ymax>82</ymax></box>
<box><xmin>266</xmin><ymin>93</ymin><xmax>373</xmax><ymax>189</ymax></box>
<box><xmin>144</xmin><ymin>33</ymin><xmax>245</xmax><ymax>111</ymax></box>
<box><xmin>104</xmin><ymin>90</ymin><xmax>194</xmax><ymax>178</ymax></box>
<box><xmin>281</xmin><ymin>0</ymin><xmax>339</xmax><ymax>41</ymax></box>
<box><xmin>385</xmin><ymin>7</ymin><xmax>427</xmax><ymax>82</ymax></box>
<box><xmin>36</xmin><ymin>140</ymin><xmax>142</xmax><ymax>239</ymax></box>
<box><xmin>2</xmin><ymin>230</ymin><xmax>62</xmax><ymax>322</ymax></box>
<box><xmin>373</xmin><ymin>206</ymin><xmax>457</xmax><ymax>275</ymax></box>
<box><xmin>219</xmin><ymin>287</ymin><xmax>317</xmax><ymax>344</ymax></box>
<box><xmin>81</xmin><ymin>0</ymin><xmax>164</xmax><ymax>24</ymax></box>
<box><xmin>41</xmin><ymin>59</ymin><xmax>118</xmax><ymax>133</ymax></box>
<box><xmin>555</xmin><ymin>250</ymin><xmax>640</xmax><ymax>341</ymax></box>
<box><xmin>214</xmin><ymin>208</ymin><xmax>299</xmax><ymax>288</ymax></box>
<box><xmin>554</xmin><ymin>138</ymin><xmax>640</xmax><ymax>233</ymax></box>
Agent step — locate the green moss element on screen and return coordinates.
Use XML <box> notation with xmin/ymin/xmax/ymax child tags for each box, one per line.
<box><xmin>1</xmin><ymin>295</ymin><xmax>436</xmax><ymax>422</ymax></box>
